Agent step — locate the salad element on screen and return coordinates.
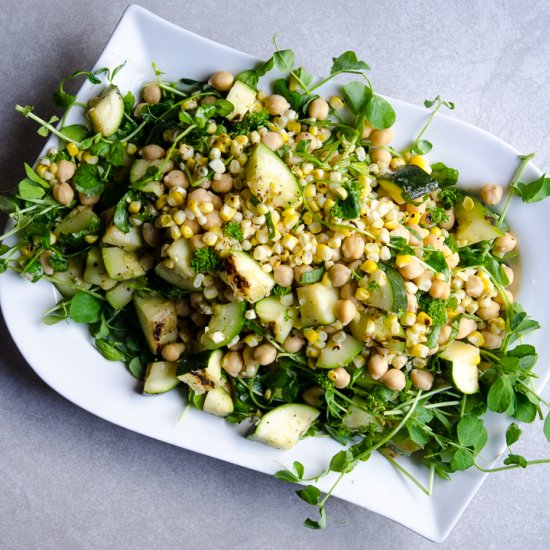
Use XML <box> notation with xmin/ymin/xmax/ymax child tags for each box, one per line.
<box><xmin>1</xmin><ymin>45</ymin><xmax>550</xmax><ymax>528</ymax></box>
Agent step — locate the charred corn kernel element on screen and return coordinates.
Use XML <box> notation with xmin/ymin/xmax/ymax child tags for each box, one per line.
<box><xmin>412</xmin><ymin>343</ymin><xmax>430</xmax><ymax>359</ymax></box>
<box><xmin>402</xmin><ymin>312</ymin><xmax>417</xmax><ymax>326</ymax></box>
<box><xmin>155</xmin><ymin>195</ymin><xmax>168</xmax><ymax>209</ymax></box>
<box><xmin>335</xmin><ymin>186</ymin><xmax>348</xmax><ymax>200</ymax></box>
<box><xmin>361</xmin><ymin>259</ymin><xmax>378</xmax><ymax>274</ymax></box>
<box><xmin>304</xmin><ymin>328</ymin><xmax>319</xmax><ymax>344</ymax></box>
<box><xmin>220</xmin><ymin>204</ymin><xmax>236</xmax><ymax>221</ymax></box>
<box><xmin>462</xmin><ymin>196</ymin><xmax>475</xmax><ymax>211</ymax></box>
<box><xmin>467</xmin><ymin>331</ymin><xmax>485</xmax><ymax>347</ymax></box>
<box><xmin>316</xmin><ymin>244</ymin><xmax>333</xmax><ymax>261</ymax></box>
<box><xmin>66</xmin><ymin>143</ymin><xmax>79</xmax><ymax>157</ymax></box>
<box><xmin>283</xmin><ymin>212</ymin><xmax>300</xmax><ymax>229</ymax></box>
<box><xmin>200</xmin><ymin>202</ymin><xmax>214</xmax><ymax>214</ymax></box>
<box><xmin>36</xmin><ymin>164</ymin><xmax>48</xmax><ymax>178</ymax></box>
<box><xmin>169</xmin><ymin>225</ymin><xmax>181</xmax><ymax>240</ymax></box>
<box><xmin>396</xmin><ymin>254</ymin><xmax>413</xmax><ymax>268</ymax></box>
<box><xmin>366</xmin><ymin>320</ymin><xmax>376</xmax><ymax>335</ymax></box>
<box><xmin>128</xmin><ymin>201</ymin><xmax>141</xmax><ymax>214</ymax></box>
<box><xmin>407</xmin><ymin>211</ymin><xmax>421</xmax><ymax>225</ymax></box>
<box><xmin>390</xmin><ymin>157</ymin><xmax>406</xmax><ymax>170</ymax></box>
<box><xmin>417</xmin><ymin>312</ymin><xmax>433</xmax><ymax>327</ymax></box>
<box><xmin>159</xmin><ymin>214</ymin><xmax>174</xmax><ymax>228</ymax></box>
<box><xmin>126</xmin><ymin>143</ymin><xmax>138</xmax><ymax>155</ymax></box>
<box><xmin>203</xmin><ymin>232</ymin><xmax>218</xmax><ymax>246</ymax></box>
<box><xmin>84</xmin><ymin>235</ymin><xmax>98</xmax><ymax>244</ymax></box>
<box><xmin>329</xmin><ymin>95</ymin><xmax>345</xmax><ymax>110</ymax></box>
<box><xmin>409</xmin><ymin>155</ymin><xmax>431</xmax><ymax>173</ymax></box>
<box><xmin>287</xmin><ymin>120</ymin><xmax>301</xmax><ymax>133</ymax></box>
<box><xmin>173</xmin><ymin>210</ymin><xmax>186</xmax><ymax>225</ymax></box>
<box><xmin>355</xmin><ymin>287</ymin><xmax>371</xmax><ymax>302</ymax></box>
<box><xmin>304</xmin><ymin>184</ymin><xmax>316</xmax><ymax>198</ymax></box>
<box><xmin>180</xmin><ymin>225</ymin><xmax>194</xmax><ymax>239</ymax></box>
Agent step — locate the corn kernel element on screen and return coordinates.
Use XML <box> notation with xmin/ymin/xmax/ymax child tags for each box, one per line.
<box><xmin>302</xmin><ymin>211</ymin><xmax>313</xmax><ymax>226</ymax></box>
<box><xmin>329</xmin><ymin>95</ymin><xmax>345</xmax><ymax>110</ymax></box>
<box><xmin>411</xmin><ymin>344</ymin><xmax>430</xmax><ymax>358</ymax></box>
<box><xmin>180</xmin><ymin>225</ymin><xmax>194</xmax><ymax>239</ymax></box>
<box><xmin>36</xmin><ymin>164</ymin><xmax>47</xmax><ymax>178</ymax></box>
<box><xmin>156</xmin><ymin>195</ymin><xmax>168</xmax><ymax>209</ymax></box>
<box><xmin>396</xmin><ymin>254</ymin><xmax>413</xmax><ymax>268</ymax></box>
<box><xmin>159</xmin><ymin>214</ymin><xmax>174</xmax><ymax>228</ymax></box>
<box><xmin>168</xmin><ymin>189</ymin><xmax>185</xmax><ymax>207</ymax></box>
<box><xmin>462</xmin><ymin>196</ymin><xmax>475</xmax><ymax>211</ymax></box>
<box><xmin>48</xmin><ymin>162</ymin><xmax>57</xmax><ymax>175</ymax></box>
<box><xmin>169</xmin><ymin>225</ymin><xmax>181</xmax><ymax>240</ymax></box>
<box><xmin>355</xmin><ymin>287</ymin><xmax>371</xmax><ymax>302</ymax></box>
<box><xmin>220</xmin><ymin>204</ymin><xmax>236</xmax><ymax>222</ymax></box>
<box><xmin>84</xmin><ymin>235</ymin><xmax>98</xmax><ymax>244</ymax></box>
<box><xmin>361</xmin><ymin>259</ymin><xmax>378</xmax><ymax>274</ymax></box>
<box><xmin>128</xmin><ymin>201</ymin><xmax>141</xmax><ymax>214</ymax></box>
<box><xmin>173</xmin><ymin>210</ymin><xmax>186</xmax><ymax>225</ymax></box>
<box><xmin>407</xmin><ymin>211</ymin><xmax>421</xmax><ymax>226</ymax></box>
<box><xmin>384</xmin><ymin>219</ymin><xmax>399</xmax><ymax>230</ymax></box>
<box><xmin>335</xmin><ymin>186</ymin><xmax>348</xmax><ymax>200</ymax></box>
<box><xmin>390</xmin><ymin>157</ymin><xmax>406</xmax><ymax>170</ymax></box>
<box><xmin>417</xmin><ymin>312</ymin><xmax>433</xmax><ymax>327</ymax></box>
<box><xmin>200</xmin><ymin>202</ymin><xmax>214</xmax><ymax>214</ymax></box>
<box><xmin>304</xmin><ymin>328</ymin><xmax>319</xmax><ymax>343</ymax></box>
<box><xmin>409</xmin><ymin>155</ymin><xmax>431</xmax><ymax>173</ymax></box>
<box><xmin>203</xmin><ymin>232</ymin><xmax>218</xmax><ymax>246</ymax></box>
<box><xmin>287</xmin><ymin>120</ymin><xmax>301</xmax><ymax>134</ymax></box>
<box><xmin>402</xmin><ymin>312</ymin><xmax>417</xmax><ymax>326</ymax></box>
<box><xmin>126</xmin><ymin>143</ymin><xmax>138</xmax><ymax>155</ymax></box>
<box><xmin>66</xmin><ymin>143</ymin><xmax>79</xmax><ymax>157</ymax></box>
<box><xmin>467</xmin><ymin>331</ymin><xmax>485</xmax><ymax>347</ymax></box>
<box><xmin>316</xmin><ymin>244</ymin><xmax>333</xmax><ymax>262</ymax></box>
<box><xmin>83</xmin><ymin>151</ymin><xmax>98</xmax><ymax>164</ymax></box>
<box><xmin>304</xmin><ymin>184</ymin><xmax>317</xmax><ymax>198</ymax></box>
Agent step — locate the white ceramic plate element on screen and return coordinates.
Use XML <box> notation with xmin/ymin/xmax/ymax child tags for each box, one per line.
<box><xmin>1</xmin><ymin>4</ymin><xmax>549</xmax><ymax>542</ymax></box>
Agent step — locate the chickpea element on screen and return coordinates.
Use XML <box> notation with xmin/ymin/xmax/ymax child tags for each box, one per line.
<box><xmin>503</xmin><ymin>265</ymin><xmax>514</xmax><ymax>287</ymax></box>
<box><xmin>368</xmin><ymin>353</ymin><xmax>388</xmax><ymax>380</ymax></box>
<box><xmin>381</xmin><ymin>368</ymin><xmax>406</xmax><ymax>391</ymax></box>
<box><xmin>164</xmin><ymin>170</ymin><xmax>189</xmax><ymax>189</ymax></box>
<box><xmin>328</xmin><ymin>367</ymin><xmax>351</xmax><ymax>389</ymax></box>
<box><xmin>398</xmin><ymin>257</ymin><xmax>424</xmax><ymax>280</ymax></box>
<box><xmin>141</xmin><ymin>144</ymin><xmax>165</xmax><ymax>160</ymax></box>
<box><xmin>261</xmin><ymin>131</ymin><xmax>283</xmax><ymax>151</ymax></box>
<box><xmin>190</xmin><ymin>234</ymin><xmax>207</xmax><ymax>249</ymax></box>
<box><xmin>415</xmin><ymin>271</ymin><xmax>433</xmax><ymax>292</ymax></box>
<box><xmin>465</xmin><ymin>275</ymin><xmax>484</xmax><ymax>298</ymax></box>
<box><xmin>175</xmin><ymin>299</ymin><xmax>191</xmax><ymax>317</ymax></box>
<box><xmin>52</xmin><ymin>182</ymin><xmax>74</xmax><ymax>206</ymax></box>
<box><xmin>445</xmin><ymin>253</ymin><xmax>460</xmax><ymax>270</ymax></box>
<box><xmin>362</xmin><ymin>122</ymin><xmax>374</xmax><ymax>139</ymax></box>
<box><xmin>79</xmin><ymin>192</ymin><xmax>100</xmax><ymax>206</ymax></box>
<box><xmin>438</xmin><ymin>325</ymin><xmax>452</xmax><ymax>345</ymax></box>
<box><xmin>341</xmin><ymin>233</ymin><xmax>364</xmax><ymax>261</ymax></box>
<box><xmin>494</xmin><ymin>289</ymin><xmax>514</xmax><ymax>306</ymax></box>
<box><xmin>493</xmin><ymin>232</ymin><xmax>517</xmax><ymax>255</ymax></box>
<box><xmin>264</xmin><ymin>94</ymin><xmax>290</xmax><ymax>116</ymax></box>
<box><xmin>188</xmin><ymin>188</ymin><xmax>222</xmax><ymax>208</ymax></box>
<box><xmin>201</xmin><ymin>95</ymin><xmax>218</xmax><ymax>105</ymax></box>
<box><xmin>183</xmin><ymin>218</ymin><xmax>200</xmax><ymax>236</ymax></box>
<box><xmin>254</xmin><ymin>343</ymin><xmax>277</xmax><ymax>366</ymax></box>
<box><xmin>295</xmin><ymin>132</ymin><xmax>318</xmax><ymax>152</ymax></box>
<box><xmin>142</xmin><ymin>223</ymin><xmax>162</xmax><ymax>247</ymax></box>
<box><xmin>439</xmin><ymin>209</ymin><xmax>455</xmax><ymax>230</ymax></box>
<box><xmin>340</xmin><ymin>282</ymin><xmax>358</xmax><ymax>301</ymax></box>
<box><xmin>328</xmin><ymin>263</ymin><xmax>351</xmax><ymax>287</ymax></box>
<box><xmin>294</xmin><ymin>265</ymin><xmax>312</xmax><ymax>285</ymax></box>
<box><xmin>211</xmin><ymin>174</ymin><xmax>234</xmax><ymax>194</ymax></box>
<box><xmin>308</xmin><ymin>98</ymin><xmax>329</xmax><ymax>120</ymax></box>
<box><xmin>283</xmin><ymin>335</ymin><xmax>305</xmax><ymax>353</ymax></box>
<box><xmin>370</xmin><ymin>148</ymin><xmax>392</xmax><ymax>165</ymax></box>
<box><xmin>133</xmin><ymin>102</ymin><xmax>147</xmax><ymax>119</ymax></box>
<box><xmin>274</xmin><ymin>265</ymin><xmax>294</xmax><ymax>287</ymax></box>
<box><xmin>478</xmin><ymin>300</ymin><xmax>500</xmax><ymax>321</ymax></box>
<box><xmin>38</xmin><ymin>251</ymin><xmax>54</xmax><ymax>276</ymax></box>
<box><xmin>407</xmin><ymin>226</ymin><xmax>422</xmax><ymax>246</ymax></box>
<box><xmin>222</xmin><ymin>350</ymin><xmax>244</xmax><ymax>377</ymax></box>
<box><xmin>56</xmin><ymin>159</ymin><xmax>76</xmax><ymax>182</ymax></box>
<box><xmin>370</xmin><ymin>129</ymin><xmax>394</xmax><ymax>146</ymax></box>
<box><xmin>242</xmin><ymin>346</ymin><xmax>260</xmax><ymax>378</ymax></box>
<box><xmin>302</xmin><ymin>386</ymin><xmax>324</xmax><ymax>407</ymax></box>
<box><xmin>456</xmin><ymin>317</ymin><xmax>477</xmax><ymax>339</ymax></box>
<box><xmin>481</xmin><ymin>330</ymin><xmax>502</xmax><ymax>350</ymax></box>
<box><xmin>142</xmin><ymin>84</ymin><xmax>162</xmax><ymax>104</ymax></box>
<box><xmin>429</xmin><ymin>279</ymin><xmax>451</xmax><ymax>300</ymax></box>
<box><xmin>201</xmin><ymin>210</ymin><xmax>222</xmax><ymax>230</ymax></box>
<box><xmin>423</xmin><ymin>233</ymin><xmax>445</xmax><ymax>250</ymax></box>
<box><xmin>208</xmin><ymin>71</ymin><xmax>234</xmax><ymax>92</ymax></box>
<box><xmin>480</xmin><ymin>184</ymin><xmax>503</xmax><ymax>206</ymax></box>
<box><xmin>162</xmin><ymin>342</ymin><xmax>185</xmax><ymax>362</ymax></box>
<box><xmin>410</xmin><ymin>369</ymin><xmax>434</xmax><ymax>391</ymax></box>
<box><xmin>334</xmin><ymin>300</ymin><xmax>357</xmax><ymax>325</ymax></box>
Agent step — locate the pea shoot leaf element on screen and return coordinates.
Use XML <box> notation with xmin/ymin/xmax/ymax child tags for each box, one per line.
<box><xmin>451</xmin><ymin>448</ymin><xmax>474</xmax><ymax>471</ymax></box>
<box><xmin>513</xmin><ymin>174</ymin><xmax>550</xmax><ymax>203</ymax></box>
<box><xmin>273</xmin><ymin>49</ymin><xmax>295</xmax><ymax>72</ymax></box>
<box><xmin>487</xmin><ymin>375</ymin><xmax>516</xmax><ymax>414</ymax></box>
<box><xmin>506</xmin><ymin>423</ymin><xmax>522</xmax><ymax>446</ymax></box>
<box><xmin>457</xmin><ymin>415</ymin><xmax>487</xmax><ymax>453</ymax></box>
<box><xmin>544</xmin><ymin>413</ymin><xmax>550</xmax><ymax>443</ymax></box>
<box><xmin>503</xmin><ymin>454</ymin><xmax>528</xmax><ymax>468</ymax></box>
<box><xmin>365</xmin><ymin>95</ymin><xmax>396</xmax><ymax>129</ymax></box>
<box><xmin>61</xmin><ymin>124</ymin><xmax>90</xmax><ymax>143</ymax></box>
<box><xmin>95</xmin><ymin>339</ymin><xmax>126</xmax><ymax>361</ymax></box>
<box><xmin>0</xmin><ymin>196</ymin><xmax>17</xmax><ymax>213</ymax></box>
<box><xmin>273</xmin><ymin>78</ymin><xmax>302</xmax><ymax>111</ymax></box>
<box><xmin>331</xmin><ymin>51</ymin><xmax>370</xmax><ymax>74</ymax></box>
<box><xmin>431</xmin><ymin>162</ymin><xmax>459</xmax><ymax>188</ymax></box>
<box><xmin>342</xmin><ymin>81</ymin><xmax>372</xmax><ymax>115</ymax></box>
<box><xmin>296</xmin><ymin>485</ymin><xmax>321</xmax><ymax>505</ymax></box>
<box><xmin>422</xmin><ymin>248</ymin><xmax>450</xmax><ymax>278</ymax></box>
<box><xmin>73</xmin><ymin>164</ymin><xmax>105</xmax><ymax>197</ymax></box>
<box><xmin>412</xmin><ymin>139</ymin><xmax>433</xmax><ymax>155</ymax></box>
<box><xmin>301</xmin><ymin>266</ymin><xmax>325</xmax><ymax>285</ymax></box>
<box><xmin>512</xmin><ymin>394</ymin><xmax>537</xmax><ymax>423</ymax></box>
<box><xmin>69</xmin><ymin>292</ymin><xmax>103</xmax><ymax>324</ymax></box>
<box><xmin>294</xmin><ymin>67</ymin><xmax>314</xmax><ymax>89</ymax></box>
<box><xmin>18</xmin><ymin>179</ymin><xmax>45</xmax><ymax>200</ymax></box>
<box><xmin>114</xmin><ymin>192</ymin><xmax>132</xmax><ymax>233</ymax></box>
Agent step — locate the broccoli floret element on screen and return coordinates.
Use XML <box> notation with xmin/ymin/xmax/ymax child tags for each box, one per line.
<box><xmin>232</xmin><ymin>109</ymin><xmax>270</xmax><ymax>135</ymax></box>
<box><xmin>190</xmin><ymin>247</ymin><xmax>221</xmax><ymax>273</ymax></box>
<box><xmin>438</xmin><ymin>187</ymin><xmax>463</xmax><ymax>209</ymax></box>
<box><xmin>426</xmin><ymin>207</ymin><xmax>449</xmax><ymax>224</ymax></box>
<box><xmin>444</xmin><ymin>234</ymin><xmax>459</xmax><ymax>253</ymax></box>
<box><xmin>224</xmin><ymin>222</ymin><xmax>243</xmax><ymax>242</ymax></box>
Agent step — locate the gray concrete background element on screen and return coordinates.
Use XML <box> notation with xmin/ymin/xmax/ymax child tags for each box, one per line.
<box><xmin>1</xmin><ymin>1</ymin><xmax>550</xmax><ymax>549</ymax></box>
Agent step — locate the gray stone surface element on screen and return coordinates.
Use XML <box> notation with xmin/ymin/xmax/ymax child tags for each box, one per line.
<box><xmin>1</xmin><ymin>1</ymin><xmax>550</xmax><ymax>549</ymax></box>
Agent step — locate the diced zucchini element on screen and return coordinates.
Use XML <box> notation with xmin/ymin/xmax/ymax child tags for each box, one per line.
<box><xmin>222</xmin><ymin>251</ymin><xmax>275</xmax><ymax>303</ymax></box>
<box><xmin>343</xmin><ymin>397</ymin><xmax>381</xmax><ymax>431</ymax></box>
<box><xmin>203</xmin><ymin>387</ymin><xmax>234</xmax><ymax>417</ymax></box>
<box><xmin>102</xmin><ymin>224</ymin><xmax>143</xmax><ymax>251</ymax></box>
<box><xmin>177</xmin><ymin>349</ymin><xmax>224</xmax><ymax>394</ymax></box>
<box><xmin>134</xmin><ymin>294</ymin><xmax>178</xmax><ymax>354</ymax></box>
<box><xmin>129</xmin><ymin>159</ymin><xmax>164</xmax><ymax>184</ymax></box>
<box><xmin>455</xmin><ymin>196</ymin><xmax>504</xmax><ymax>245</ymax></box>
<box><xmin>87</xmin><ymin>85</ymin><xmax>125</xmax><ymax>137</ymax></box>
<box><xmin>350</xmin><ymin>311</ymin><xmax>405</xmax><ymax>344</ymax></box>
<box><xmin>225</xmin><ymin>80</ymin><xmax>257</xmax><ymax>121</ymax></box>
<box><xmin>84</xmin><ymin>246</ymin><xmax>117</xmax><ymax>290</ymax></box>
<box><xmin>378</xmin><ymin>179</ymin><xmax>406</xmax><ymax>205</ymax></box>
<box><xmin>143</xmin><ymin>361</ymin><xmax>179</xmax><ymax>395</ymax></box>
<box><xmin>102</xmin><ymin>247</ymin><xmax>146</xmax><ymax>281</ymax></box>
<box><xmin>366</xmin><ymin>266</ymin><xmax>407</xmax><ymax>313</ymax></box>
<box><xmin>50</xmin><ymin>256</ymin><xmax>90</xmax><ymax>297</ymax></box>
<box><xmin>105</xmin><ymin>283</ymin><xmax>134</xmax><ymax>310</ymax></box>
<box><xmin>166</xmin><ymin>238</ymin><xmax>195</xmax><ymax>279</ymax></box>
<box><xmin>54</xmin><ymin>205</ymin><xmax>99</xmax><ymax>236</ymax></box>
<box><xmin>297</xmin><ymin>283</ymin><xmax>339</xmax><ymax>327</ymax></box>
<box><xmin>200</xmin><ymin>302</ymin><xmax>246</xmax><ymax>350</ymax></box>
<box><xmin>439</xmin><ymin>341</ymin><xmax>480</xmax><ymax>394</ymax></box>
<box><xmin>316</xmin><ymin>334</ymin><xmax>362</xmax><ymax>369</ymax></box>
<box><xmin>248</xmin><ymin>403</ymin><xmax>320</xmax><ymax>450</ymax></box>
<box><xmin>245</xmin><ymin>143</ymin><xmax>301</xmax><ymax>208</ymax></box>
<box><xmin>154</xmin><ymin>263</ymin><xmax>195</xmax><ymax>291</ymax></box>
<box><xmin>255</xmin><ymin>295</ymin><xmax>298</xmax><ymax>343</ymax></box>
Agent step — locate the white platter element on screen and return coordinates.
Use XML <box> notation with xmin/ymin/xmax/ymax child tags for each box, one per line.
<box><xmin>1</xmin><ymin>4</ymin><xmax>549</xmax><ymax>542</ymax></box>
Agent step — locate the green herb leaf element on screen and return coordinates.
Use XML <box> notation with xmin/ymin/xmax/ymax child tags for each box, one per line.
<box><xmin>457</xmin><ymin>415</ymin><xmax>487</xmax><ymax>452</ymax></box>
<box><xmin>273</xmin><ymin>79</ymin><xmax>302</xmax><ymax>111</ymax></box>
<box><xmin>544</xmin><ymin>413</ymin><xmax>550</xmax><ymax>443</ymax></box>
<box><xmin>294</xmin><ymin>67</ymin><xmax>314</xmax><ymax>89</ymax></box>
<box><xmin>273</xmin><ymin>49</ymin><xmax>295</xmax><ymax>72</ymax></box>
<box><xmin>506</xmin><ymin>423</ymin><xmax>522</xmax><ymax>446</ymax></box>
<box><xmin>195</xmin><ymin>104</ymin><xmax>216</xmax><ymax>128</ymax></box>
<box><xmin>329</xmin><ymin>449</ymin><xmax>355</xmax><ymax>473</ymax></box>
<box><xmin>296</xmin><ymin>485</ymin><xmax>321</xmax><ymax>505</ymax></box>
<box><xmin>0</xmin><ymin>196</ymin><xmax>17</xmax><ymax>213</ymax></box>
<box><xmin>69</xmin><ymin>292</ymin><xmax>103</xmax><ymax>323</ymax></box>
<box><xmin>215</xmin><ymin>99</ymin><xmax>234</xmax><ymax>117</ymax></box>
<box><xmin>365</xmin><ymin>95</ymin><xmax>396</xmax><ymax>130</ymax></box>
<box><xmin>422</xmin><ymin>248</ymin><xmax>450</xmax><ymax>278</ymax></box>
<box><xmin>304</xmin><ymin>507</ymin><xmax>327</xmax><ymax>530</ymax></box>
<box><xmin>412</xmin><ymin>139</ymin><xmax>433</xmax><ymax>155</ymax></box>
<box><xmin>73</xmin><ymin>164</ymin><xmax>105</xmax><ymax>197</ymax></box>
<box><xmin>503</xmin><ymin>453</ymin><xmax>528</xmax><ymax>468</ymax></box>
<box><xmin>107</xmin><ymin>141</ymin><xmax>126</xmax><ymax>167</ymax></box>
<box><xmin>513</xmin><ymin>174</ymin><xmax>550</xmax><ymax>203</ymax></box>
<box><xmin>95</xmin><ymin>340</ymin><xmax>126</xmax><ymax>361</ymax></box>
<box><xmin>431</xmin><ymin>162</ymin><xmax>459</xmax><ymax>188</ymax></box>
<box><xmin>451</xmin><ymin>448</ymin><xmax>474</xmax><ymax>471</ymax></box>
<box><xmin>61</xmin><ymin>124</ymin><xmax>90</xmax><ymax>143</ymax></box>
<box><xmin>24</xmin><ymin>163</ymin><xmax>49</xmax><ymax>187</ymax></box>
<box><xmin>301</xmin><ymin>266</ymin><xmax>325</xmax><ymax>285</ymax></box>
<box><xmin>487</xmin><ymin>375</ymin><xmax>516</xmax><ymax>414</ymax></box>
<box><xmin>128</xmin><ymin>356</ymin><xmax>144</xmax><ymax>379</ymax></box>
<box><xmin>190</xmin><ymin>247</ymin><xmax>221</xmax><ymax>273</ymax></box>
<box><xmin>342</xmin><ymin>81</ymin><xmax>372</xmax><ymax>115</ymax></box>
<box><xmin>236</xmin><ymin>70</ymin><xmax>259</xmax><ymax>90</ymax></box>
<box><xmin>331</xmin><ymin>180</ymin><xmax>362</xmax><ymax>219</ymax></box>
<box><xmin>18</xmin><ymin>179</ymin><xmax>46</xmax><ymax>200</ymax></box>
<box><xmin>123</xmin><ymin>91</ymin><xmax>135</xmax><ymax>114</ymax></box>
<box><xmin>331</xmin><ymin>51</ymin><xmax>370</xmax><ymax>74</ymax></box>
<box><xmin>114</xmin><ymin>193</ymin><xmax>132</xmax><ymax>233</ymax></box>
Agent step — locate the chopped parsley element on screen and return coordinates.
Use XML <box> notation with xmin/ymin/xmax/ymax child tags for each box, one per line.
<box><xmin>438</xmin><ymin>187</ymin><xmax>463</xmax><ymax>209</ymax></box>
<box><xmin>190</xmin><ymin>247</ymin><xmax>221</xmax><ymax>273</ymax></box>
<box><xmin>232</xmin><ymin>109</ymin><xmax>270</xmax><ymax>135</ymax></box>
<box><xmin>426</xmin><ymin>207</ymin><xmax>449</xmax><ymax>224</ymax></box>
<box><xmin>224</xmin><ymin>222</ymin><xmax>244</xmax><ymax>241</ymax></box>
